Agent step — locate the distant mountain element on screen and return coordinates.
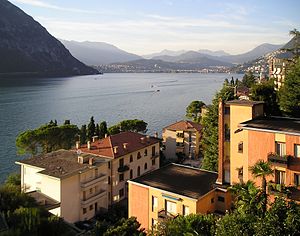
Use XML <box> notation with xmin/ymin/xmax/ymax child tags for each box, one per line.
<box><xmin>61</xmin><ymin>40</ymin><xmax>142</xmax><ymax>65</ymax></box>
<box><xmin>152</xmin><ymin>51</ymin><xmax>232</xmax><ymax>67</ymax></box>
<box><xmin>197</xmin><ymin>49</ymin><xmax>230</xmax><ymax>57</ymax></box>
<box><xmin>142</xmin><ymin>49</ymin><xmax>187</xmax><ymax>59</ymax></box>
<box><xmin>0</xmin><ymin>0</ymin><xmax>98</xmax><ymax>77</ymax></box>
<box><xmin>220</xmin><ymin>43</ymin><xmax>283</xmax><ymax>64</ymax></box>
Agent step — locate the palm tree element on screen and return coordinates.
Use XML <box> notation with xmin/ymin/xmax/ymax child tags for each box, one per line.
<box><xmin>249</xmin><ymin>160</ymin><xmax>273</xmax><ymax>214</ymax></box>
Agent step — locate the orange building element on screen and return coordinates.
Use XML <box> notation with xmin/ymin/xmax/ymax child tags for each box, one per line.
<box><xmin>128</xmin><ymin>164</ymin><xmax>231</xmax><ymax>231</ymax></box>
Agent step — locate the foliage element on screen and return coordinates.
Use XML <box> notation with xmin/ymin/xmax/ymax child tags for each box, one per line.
<box><xmin>103</xmin><ymin>217</ymin><xmax>146</xmax><ymax>236</ymax></box>
<box><xmin>87</xmin><ymin>116</ymin><xmax>96</xmax><ymax>141</ymax></box>
<box><xmin>241</xmin><ymin>72</ymin><xmax>256</xmax><ymax>88</ymax></box>
<box><xmin>201</xmin><ymin>83</ymin><xmax>235</xmax><ymax>171</ymax></box>
<box><xmin>152</xmin><ymin>214</ymin><xmax>216</xmax><ymax>236</ymax></box>
<box><xmin>186</xmin><ymin>100</ymin><xmax>206</xmax><ymax>123</ymax></box>
<box><xmin>16</xmin><ymin>121</ymin><xmax>79</xmax><ymax>155</ymax></box>
<box><xmin>250</xmin><ymin>79</ymin><xmax>281</xmax><ymax>116</ymax></box>
<box><xmin>278</xmin><ymin>58</ymin><xmax>300</xmax><ymax>117</ymax></box>
<box><xmin>108</xmin><ymin>119</ymin><xmax>148</xmax><ymax>135</ymax></box>
<box><xmin>99</xmin><ymin>121</ymin><xmax>108</xmax><ymax>138</ymax></box>
<box><xmin>5</xmin><ymin>173</ymin><xmax>21</xmax><ymax>187</ymax></box>
<box><xmin>80</xmin><ymin>124</ymin><xmax>87</xmax><ymax>144</ymax></box>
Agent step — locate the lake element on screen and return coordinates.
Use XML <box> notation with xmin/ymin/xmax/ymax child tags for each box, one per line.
<box><xmin>0</xmin><ymin>73</ymin><xmax>243</xmax><ymax>183</ymax></box>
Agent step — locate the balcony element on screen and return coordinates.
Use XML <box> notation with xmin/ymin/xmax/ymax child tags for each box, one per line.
<box><xmin>157</xmin><ymin>209</ymin><xmax>178</xmax><ymax>221</ymax></box>
<box><xmin>118</xmin><ymin>165</ymin><xmax>129</xmax><ymax>173</ymax></box>
<box><xmin>80</xmin><ymin>174</ymin><xmax>106</xmax><ymax>188</ymax></box>
<box><xmin>267</xmin><ymin>153</ymin><xmax>291</xmax><ymax>168</ymax></box>
<box><xmin>151</xmin><ymin>152</ymin><xmax>160</xmax><ymax>159</ymax></box>
<box><xmin>268</xmin><ymin>182</ymin><xmax>291</xmax><ymax>198</ymax></box>
<box><xmin>81</xmin><ymin>189</ymin><xmax>106</xmax><ymax>206</ymax></box>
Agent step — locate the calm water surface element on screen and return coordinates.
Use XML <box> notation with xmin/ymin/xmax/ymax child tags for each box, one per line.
<box><xmin>0</xmin><ymin>73</ymin><xmax>242</xmax><ymax>183</ymax></box>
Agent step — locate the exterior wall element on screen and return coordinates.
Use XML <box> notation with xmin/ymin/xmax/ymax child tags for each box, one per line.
<box><xmin>162</xmin><ymin>129</ymin><xmax>177</xmax><ymax>160</ymax></box>
<box><xmin>215</xmin><ymin>190</ymin><xmax>232</xmax><ymax>213</ymax></box>
<box><xmin>111</xmin><ymin>142</ymin><xmax>160</xmax><ymax>204</ymax></box>
<box><xmin>128</xmin><ymin>183</ymin><xmax>149</xmax><ymax>231</ymax></box>
<box><xmin>21</xmin><ymin>165</ymin><xmax>44</xmax><ymax>192</ymax></box>
<box><xmin>196</xmin><ymin>190</ymin><xmax>215</xmax><ymax>214</ymax></box>
<box><xmin>39</xmin><ymin>175</ymin><xmax>61</xmax><ymax>202</ymax></box>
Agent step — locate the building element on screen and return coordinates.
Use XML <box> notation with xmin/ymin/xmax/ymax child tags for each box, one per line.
<box><xmin>16</xmin><ymin>131</ymin><xmax>160</xmax><ymax>223</ymax></box>
<box><xmin>218</xmin><ymin>99</ymin><xmax>300</xmax><ymax>202</ymax></box>
<box><xmin>128</xmin><ymin>164</ymin><xmax>231</xmax><ymax>231</ymax></box>
<box><xmin>162</xmin><ymin>120</ymin><xmax>202</xmax><ymax>160</ymax></box>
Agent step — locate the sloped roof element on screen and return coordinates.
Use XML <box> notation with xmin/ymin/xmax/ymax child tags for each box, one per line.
<box><xmin>79</xmin><ymin>131</ymin><xmax>159</xmax><ymax>158</ymax></box>
<box><xmin>163</xmin><ymin>120</ymin><xmax>202</xmax><ymax>132</ymax></box>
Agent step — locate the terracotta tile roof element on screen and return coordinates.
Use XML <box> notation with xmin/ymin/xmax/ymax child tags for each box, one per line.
<box><xmin>163</xmin><ymin>120</ymin><xmax>202</xmax><ymax>132</ymax></box>
<box><xmin>16</xmin><ymin>150</ymin><xmax>110</xmax><ymax>179</ymax></box>
<box><xmin>226</xmin><ymin>100</ymin><xmax>264</xmax><ymax>106</ymax></box>
<box><xmin>79</xmin><ymin>131</ymin><xmax>159</xmax><ymax>158</ymax></box>
<box><xmin>130</xmin><ymin>164</ymin><xmax>218</xmax><ymax>199</ymax></box>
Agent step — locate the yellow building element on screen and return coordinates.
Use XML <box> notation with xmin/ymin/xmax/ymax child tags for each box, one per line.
<box><xmin>162</xmin><ymin>120</ymin><xmax>202</xmax><ymax>160</ymax></box>
<box><xmin>128</xmin><ymin>164</ymin><xmax>231</xmax><ymax>231</ymax></box>
<box><xmin>16</xmin><ymin>131</ymin><xmax>160</xmax><ymax>223</ymax></box>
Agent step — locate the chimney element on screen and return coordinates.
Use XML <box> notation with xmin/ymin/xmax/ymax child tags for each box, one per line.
<box><xmin>123</xmin><ymin>143</ymin><xmax>128</xmax><ymax>150</ymax></box>
<box><xmin>217</xmin><ymin>99</ymin><xmax>225</xmax><ymax>185</ymax></box>
<box><xmin>92</xmin><ymin>136</ymin><xmax>98</xmax><ymax>142</ymax></box>
<box><xmin>105</xmin><ymin>133</ymin><xmax>108</xmax><ymax>138</ymax></box>
<box><xmin>146</xmin><ymin>135</ymin><xmax>150</xmax><ymax>143</ymax></box>
<box><xmin>75</xmin><ymin>141</ymin><xmax>80</xmax><ymax>149</ymax></box>
<box><xmin>140</xmin><ymin>137</ymin><xmax>145</xmax><ymax>144</ymax></box>
<box><xmin>154</xmin><ymin>132</ymin><xmax>158</xmax><ymax>138</ymax></box>
<box><xmin>78</xmin><ymin>156</ymin><xmax>84</xmax><ymax>164</ymax></box>
<box><xmin>87</xmin><ymin>141</ymin><xmax>91</xmax><ymax>150</ymax></box>
<box><xmin>113</xmin><ymin>146</ymin><xmax>118</xmax><ymax>154</ymax></box>
<box><xmin>89</xmin><ymin>157</ymin><xmax>95</xmax><ymax>165</ymax></box>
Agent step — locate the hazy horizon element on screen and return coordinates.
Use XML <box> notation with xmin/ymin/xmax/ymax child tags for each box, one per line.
<box><xmin>10</xmin><ymin>0</ymin><xmax>300</xmax><ymax>55</ymax></box>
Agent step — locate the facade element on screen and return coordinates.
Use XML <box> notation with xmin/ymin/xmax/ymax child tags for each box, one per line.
<box><xmin>218</xmin><ymin>99</ymin><xmax>300</xmax><ymax>202</ymax></box>
<box><xmin>269</xmin><ymin>56</ymin><xmax>290</xmax><ymax>90</ymax></box>
<box><xmin>16</xmin><ymin>131</ymin><xmax>160</xmax><ymax>223</ymax></box>
<box><xmin>128</xmin><ymin>164</ymin><xmax>231</xmax><ymax>231</ymax></box>
<box><xmin>162</xmin><ymin>120</ymin><xmax>202</xmax><ymax>160</ymax></box>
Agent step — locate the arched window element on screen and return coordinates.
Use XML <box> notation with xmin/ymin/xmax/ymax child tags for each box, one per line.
<box><xmin>144</xmin><ymin>163</ymin><xmax>148</xmax><ymax>170</ymax></box>
<box><xmin>130</xmin><ymin>169</ymin><xmax>133</xmax><ymax>179</ymax></box>
<box><xmin>137</xmin><ymin>152</ymin><xmax>141</xmax><ymax>159</ymax></box>
<box><xmin>137</xmin><ymin>166</ymin><xmax>141</xmax><ymax>176</ymax></box>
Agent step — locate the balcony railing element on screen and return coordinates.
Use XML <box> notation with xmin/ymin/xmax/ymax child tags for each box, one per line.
<box><xmin>157</xmin><ymin>209</ymin><xmax>178</xmax><ymax>221</ymax></box>
<box><xmin>267</xmin><ymin>153</ymin><xmax>291</xmax><ymax>167</ymax></box>
<box><xmin>118</xmin><ymin>165</ymin><xmax>129</xmax><ymax>173</ymax></box>
<box><xmin>80</xmin><ymin>174</ymin><xmax>106</xmax><ymax>188</ymax></box>
<box><xmin>81</xmin><ymin>189</ymin><xmax>106</xmax><ymax>206</ymax></box>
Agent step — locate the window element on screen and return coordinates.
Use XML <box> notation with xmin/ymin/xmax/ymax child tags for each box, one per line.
<box><xmin>225</xmin><ymin>124</ymin><xmax>230</xmax><ymax>141</ymax></box>
<box><xmin>108</xmin><ymin>162</ymin><xmax>111</xmax><ymax>169</ymax></box>
<box><xmin>137</xmin><ymin>166</ymin><xmax>141</xmax><ymax>176</ymax></box>
<box><xmin>152</xmin><ymin>196</ymin><xmax>158</xmax><ymax>211</ymax></box>
<box><xmin>89</xmin><ymin>204</ymin><xmax>93</xmax><ymax>210</ymax></box>
<box><xmin>152</xmin><ymin>158</ymin><xmax>156</xmax><ymax>166</ymax></box>
<box><xmin>183</xmin><ymin>205</ymin><xmax>190</xmax><ymax>216</ymax></box>
<box><xmin>144</xmin><ymin>149</ymin><xmax>148</xmax><ymax>156</ymax></box>
<box><xmin>275</xmin><ymin>170</ymin><xmax>286</xmax><ymax>185</ymax></box>
<box><xmin>144</xmin><ymin>163</ymin><xmax>148</xmax><ymax>170</ymax></box>
<box><xmin>152</xmin><ymin>146</ymin><xmax>156</xmax><ymax>157</ymax></box>
<box><xmin>130</xmin><ymin>155</ymin><xmax>133</xmax><ymax>162</ymax></box>
<box><xmin>165</xmin><ymin>200</ymin><xmax>177</xmax><ymax>214</ymax></box>
<box><xmin>119</xmin><ymin>188</ymin><xmax>124</xmax><ymax>198</ymax></box>
<box><xmin>130</xmin><ymin>169</ymin><xmax>133</xmax><ymax>179</ymax></box>
<box><xmin>211</xmin><ymin>198</ymin><xmax>214</xmax><ymax>204</ymax></box>
<box><xmin>119</xmin><ymin>173</ymin><xmax>124</xmax><ymax>182</ymax></box>
<box><xmin>137</xmin><ymin>152</ymin><xmax>141</xmax><ymax>159</ymax></box>
<box><xmin>83</xmin><ymin>208</ymin><xmax>87</xmax><ymax>214</ymax></box>
<box><xmin>119</xmin><ymin>158</ymin><xmax>124</xmax><ymax>168</ymax></box>
<box><xmin>218</xmin><ymin>196</ymin><xmax>225</xmax><ymax>202</ymax></box>
<box><xmin>95</xmin><ymin>168</ymin><xmax>98</xmax><ymax>177</ymax></box>
<box><xmin>152</xmin><ymin>218</ymin><xmax>158</xmax><ymax>227</ymax></box>
<box><xmin>89</xmin><ymin>188</ymin><xmax>93</xmax><ymax>194</ymax></box>
<box><xmin>238</xmin><ymin>142</ymin><xmax>243</xmax><ymax>153</ymax></box>
<box><xmin>295</xmin><ymin>144</ymin><xmax>300</xmax><ymax>158</ymax></box>
<box><xmin>238</xmin><ymin>167</ymin><xmax>243</xmax><ymax>179</ymax></box>
<box><xmin>108</xmin><ymin>176</ymin><xmax>111</xmax><ymax>184</ymax></box>
<box><xmin>294</xmin><ymin>174</ymin><xmax>300</xmax><ymax>186</ymax></box>
<box><xmin>224</xmin><ymin>107</ymin><xmax>230</xmax><ymax>115</ymax></box>
<box><xmin>276</xmin><ymin>142</ymin><xmax>286</xmax><ymax>156</ymax></box>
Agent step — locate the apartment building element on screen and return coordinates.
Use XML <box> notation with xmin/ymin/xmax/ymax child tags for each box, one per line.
<box><xmin>128</xmin><ymin>164</ymin><xmax>231</xmax><ymax>231</ymax></box>
<box><xmin>218</xmin><ymin>99</ymin><xmax>300</xmax><ymax>202</ymax></box>
<box><xmin>162</xmin><ymin>120</ymin><xmax>202</xmax><ymax>160</ymax></box>
<box><xmin>16</xmin><ymin>131</ymin><xmax>160</xmax><ymax>223</ymax></box>
<box><xmin>269</xmin><ymin>53</ymin><xmax>291</xmax><ymax>90</ymax></box>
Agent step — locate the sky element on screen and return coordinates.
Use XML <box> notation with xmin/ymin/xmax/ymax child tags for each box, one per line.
<box><xmin>10</xmin><ymin>0</ymin><xmax>300</xmax><ymax>55</ymax></box>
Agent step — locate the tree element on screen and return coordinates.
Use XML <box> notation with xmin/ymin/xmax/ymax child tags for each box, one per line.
<box><xmin>103</xmin><ymin>217</ymin><xmax>146</xmax><ymax>236</ymax></box>
<box><xmin>249</xmin><ymin>160</ymin><xmax>273</xmax><ymax>214</ymax></box>
<box><xmin>80</xmin><ymin>124</ymin><xmax>87</xmax><ymax>144</ymax></box>
<box><xmin>288</xmin><ymin>28</ymin><xmax>300</xmax><ymax>58</ymax></box>
<box><xmin>87</xmin><ymin>116</ymin><xmax>96</xmax><ymax>141</ymax></box>
<box><xmin>201</xmin><ymin>83</ymin><xmax>235</xmax><ymax>171</ymax></box>
<box><xmin>95</xmin><ymin>124</ymin><xmax>100</xmax><ymax>137</ymax></box>
<box><xmin>250</xmin><ymin>79</ymin><xmax>281</xmax><ymax>116</ymax></box>
<box><xmin>278</xmin><ymin>58</ymin><xmax>300</xmax><ymax>117</ymax></box>
<box><xmin>186</xmin><ymin>100</ymin><xmax>206</xmax><ymax>123</ymax></box>
<box><xmin>5</xmin><ymin>173</ymin><xmax>21</xmax><ymax>188</ymax></box>
<box><xmin>241</xmin><ymin>72</ymin><xmax>256</xmax><ymax>88</ymax></box>
<box><xmin>99</xmin><ymin>121</ymin><xmax>108</xmax><ymax>138</ymax></box>
<box><xmin>108</xmin><ymin>119</ymin><xmax>148</xmax><ymax>135</ymax></box>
